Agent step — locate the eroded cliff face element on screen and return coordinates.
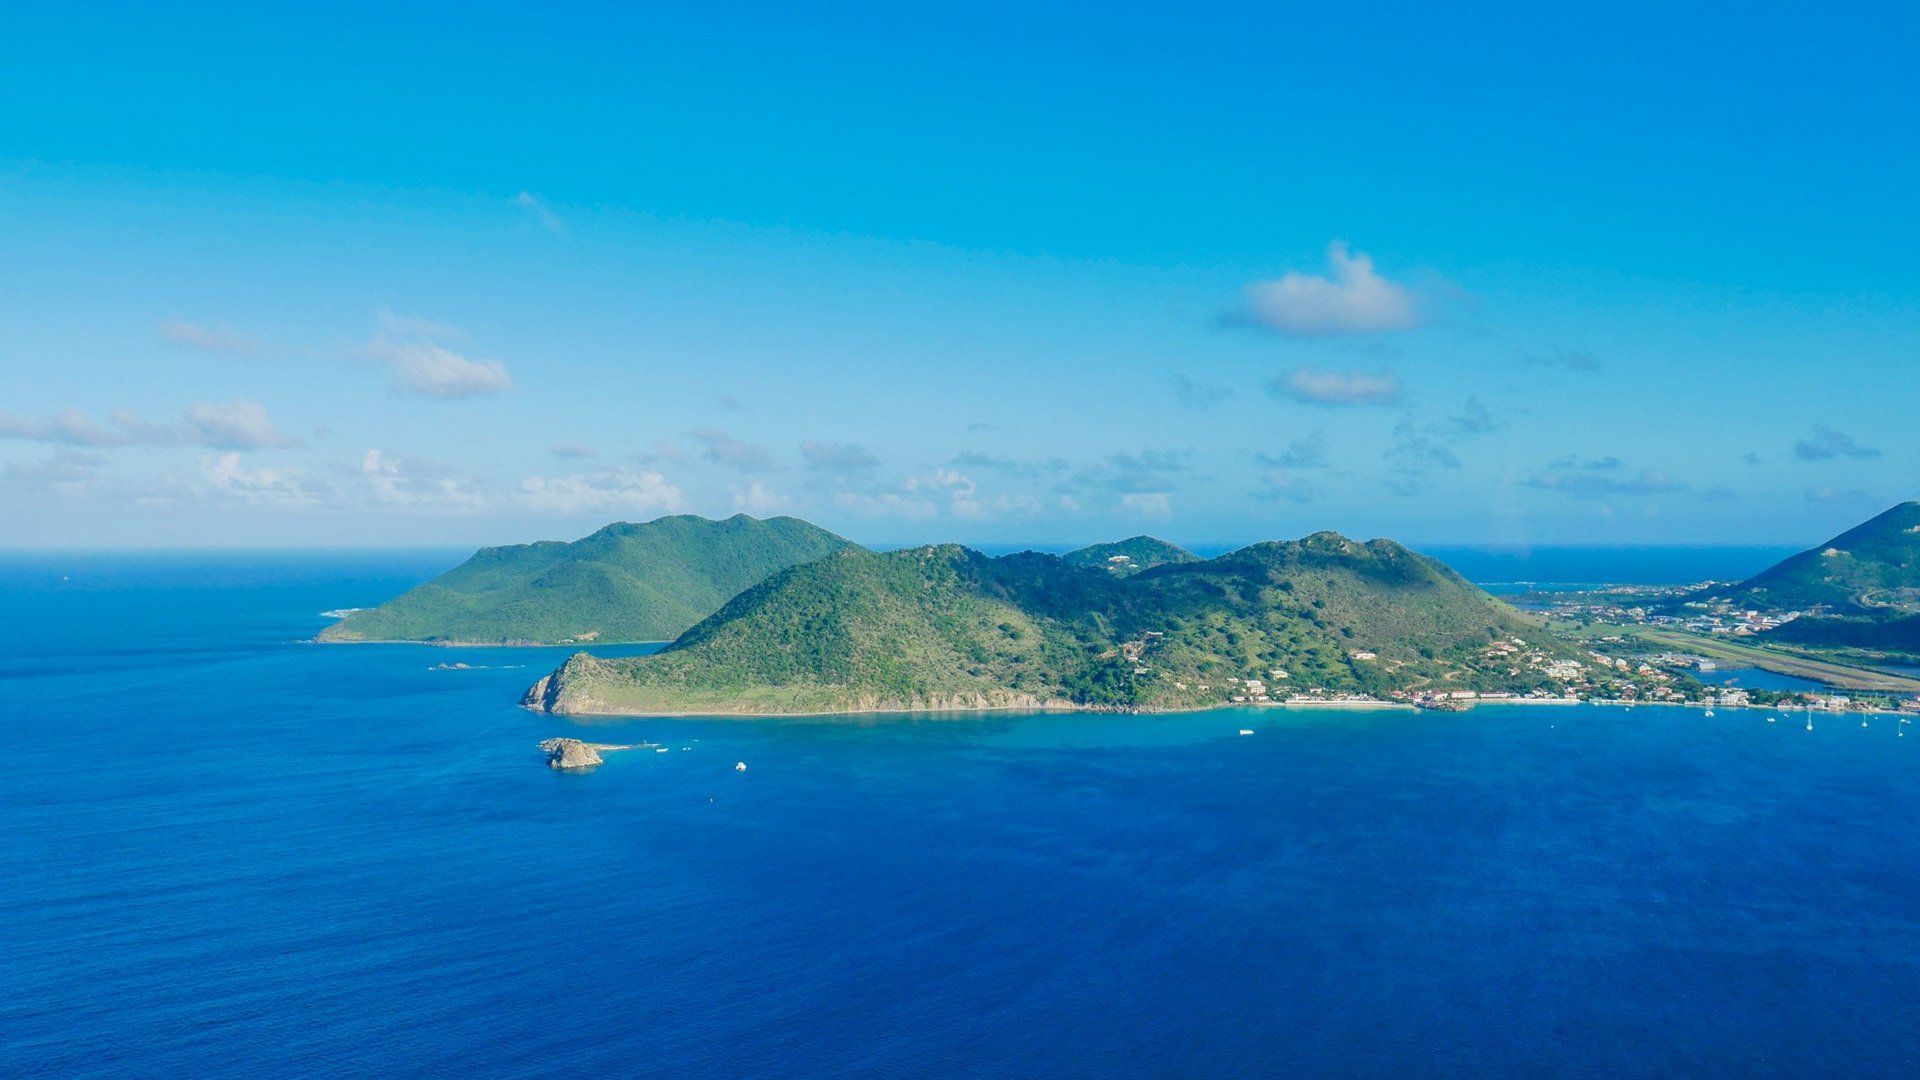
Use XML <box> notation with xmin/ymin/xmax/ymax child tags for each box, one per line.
<box><xmin>522</xmin><ymin>652</ymin><xmax>598</xmax><ymax>714</ymax></box>
<box><xmin>522</xmin><ymin>652</ymin><xmax>1076</xmax><ymax>717</ymax></box>
<box><xmin>539</xmin><ymin>738</ymin><xmax>604</xmax><ymax>769</ymax></box>
<box><xmin>523</xmin><ymin>672</ymin><xmax>563</xmax><ymax>712</ymax></box>
<box><xmin>537</xmin><ymin>737</ymin><xmax>636</xmax><ymax>769</ymax></box>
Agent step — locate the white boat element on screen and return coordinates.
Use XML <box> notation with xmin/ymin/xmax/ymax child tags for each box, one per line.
<box><xmin>1705</xmin><ymin>709</ymin><xmax>1715</xmax><ymax>717</ymax></box>
<box><xmin>1238</xmin><ymin>729</ymin><xmax>1254</xmax><ymax>736</ymax></box>
<box><xmin>1767</xmin><ymin>716</ymin><xmax>1777</xmax><ymax>723</ymax></box>
<box><xmin>734</xmin><ymin>761</ymin><xmax>747</xmax><ymax>772</ymax></box>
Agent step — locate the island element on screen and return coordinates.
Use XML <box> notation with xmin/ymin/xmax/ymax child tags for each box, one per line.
<box><xmin>523</xmin><ymin>531</ymin><xmax>1618</xmax><ymax>718</ymax></box>
<box><xmin>317</xmin><ymin>513</ymin><xmax>853</xmax><ymax>646</ymax></box>
<box><xmin>539</xmin><ymin>738</ymin><xmax>639</xmax><ymax>770</ymax></box>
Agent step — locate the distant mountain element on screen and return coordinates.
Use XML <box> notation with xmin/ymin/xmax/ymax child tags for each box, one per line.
<box><xmin>1062</xmin><ymin>535</ymin><xmax>1199</xmax><ymax>575</ymax></box>
<box><xmin>1718</xmin><ymin>501</ymin><xmax>1920</xmax><ymax>616</ymax></box>
<box><xmin>526</xmin><ymin>531</ymin><xmax>1576</xmax><ymax>716</ymax></box>
<box><xmin>320</xmin><ymin>515</ymin><xmax>856</xmax><ymax>645</ymax></box>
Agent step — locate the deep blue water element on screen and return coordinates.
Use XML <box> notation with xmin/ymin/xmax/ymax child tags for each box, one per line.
<box><xmin>6</xmin><ymin>553</ymin><xmax>1920</xmax><ymax>1076</ymax></box>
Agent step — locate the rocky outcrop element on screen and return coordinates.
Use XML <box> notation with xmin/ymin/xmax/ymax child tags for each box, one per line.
<box><xmin>538</xmin><ymin>737</ymin><xmax>632</xmax><ymax>769</ymax></box>
<box><xmin>523</xmin><ymin>653</ymin><xmax>612</xmax><ymax>715</ymax></box>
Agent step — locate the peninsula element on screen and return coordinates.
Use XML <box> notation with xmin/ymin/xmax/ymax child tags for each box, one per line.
<box><xmin>318</xmin><ymin>514</ymin><xmax>853</xmax><ymax>646</ymax></box>
<box><xmin>524</xmin><ymin>531</ymin><xmax>1608</xmax><ymax>718</ymax></box>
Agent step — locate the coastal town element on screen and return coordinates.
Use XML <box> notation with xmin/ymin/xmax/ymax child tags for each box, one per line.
<box><xmin>1119</xmin><ymin>626</ymin><xmax>1920</xmax><ymax>717</ymax></box>
<box><xmin>1514</xmin><ymin>581</ymin><xmax>1810</xmax><ymax>637</ymax></box>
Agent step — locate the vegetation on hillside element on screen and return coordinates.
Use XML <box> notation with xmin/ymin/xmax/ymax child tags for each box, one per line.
<box><xmin>1061</xmin><ymin>536</ymin><xmax>1200</xmax><ymax>575</ymax></box>
<box><xmin>530</xmin><ymin>531</ymin><xmax>1578</xmax><ymax>715</ymax></box>
<box><xmin>1722</xmin><ymin>501</ymin><xmax>1920</xmax><ymax>616</ymax></box>
<box><xmin>320</xmin><ymin>514</ymin><xmax>855</xmax><ymax>644</ymax></box>
<box><xmin>1701</xmin><ymin>501</ymin><xmax>1920</xmax><ymax>656</ymax></box>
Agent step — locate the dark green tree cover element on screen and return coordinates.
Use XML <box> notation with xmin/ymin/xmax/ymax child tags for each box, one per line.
<box><xmin>1701</xmin><ymin>501</ymin><xmax>1920</xmax><ymax>655</ymax></box>
<box><xmin>1061</xmin><ymin>536</ymin><xmax>1201</xmax><ymax>575</ymax></box>
<box><xmin>533</xmin><ymin>530</ymin><xmax>1578</xmax><ymax>715</ymax></box>
<box><xmin>320</xmin><ymin>514</ymin><xmax>855</xmax><ymax>644</ymax></box>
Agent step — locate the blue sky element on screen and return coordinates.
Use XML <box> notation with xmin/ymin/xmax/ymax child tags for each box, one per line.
<box><xmin>2</xmin><ymin>1</ymin><xmax>1916</xmax><ymax>549</ymax></box>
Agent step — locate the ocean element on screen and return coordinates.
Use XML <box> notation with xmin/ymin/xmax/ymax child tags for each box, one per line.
<box><xmin>4</xmin><ymin>551</ymin><xmax>1919</xmax><ymax>1077</ymax></box>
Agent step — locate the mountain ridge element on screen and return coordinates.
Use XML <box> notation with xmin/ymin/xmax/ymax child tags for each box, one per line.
<box><xmin>319</xmin><ymin>514</ymin><xmax>856</xmax><ymax>645</ymax></box>
<box><xmin>526</xmin><ymin>531</ymin><xmax>1586</xmax><ymax>717</ymax></box>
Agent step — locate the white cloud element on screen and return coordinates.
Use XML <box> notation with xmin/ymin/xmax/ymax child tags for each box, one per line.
<box><xmin>515</xmin><ymin>191</ymin><xmax>564</xmax><ymax>232</ymax></box>
<box><xmin>835</xmin><ymin>490</ymin><xmax>940</xmax><ymax>520</ymax></box>
<box><xmin>199</xmin><ymin>452</ymin><xmax>326</xmax><ymax>507</ymax></box>
<box><xmin>1525</xmin><ymin>467</ymin><xmax>1686</xmax><ymax>498</ymax></box>
<box><xmin>369</xmin><ymin>338</ymin><xmax>513</xmax><ymax>399</ymax></box>
<box><xmin>1256</xmin><ymin>433</ymin><xmax>1329</xmax><ymax>469</ymax></box>
<box><xmin>730</xmin><ymin>480</ymin><xmax>788</xmax><ymax>515</ymax></box>
<box><xmin>156</xmin><ymin>318</ymin><xmax>263</xmax><ymax>354</ymax></box>
<box><xmin>908</xmin><ymin>468</ymin><xmax>983</xmax><ymax>517</ymax></box>
<box><xmin>1</xmin><ymin>402</ymin><xmax>298</xmax><ymax>449</ymax></box>
<box><xmin>184</xmin><ymin>399</ymin><xmax>300</xmax><ymax>449</ymax></box>
<box><xmin>635</xmin><ymin>438</ymin><xmax>688</xmax><ymax>465</ymax></box>
<box><xmin>1232</xmin><ymin>241</ymin><xmax>1423</xmax><ymax>335</ymax></box>
<box><xmin>1269</xmin><ymin>367</ymin><xmax>1402</xmax><ymax>407</ymax></box>
<box><xmin>377</xmin><ymin>310</ymin><xmax>463</xmax><ymax>339</ymax></box>
<box><xmin>518</xmin><ymin>467</ymin><xmax>685</xmax><ymax>515</ymax></box>
<box><xmin>1793</xmin><ymin>425</ymin><xmax>1880</xmax><ymax>462</ymax></box>
<box><xmin>2</xmin><ymin>450</ymin><xmax>106</xmax><ymax>496</ymax></box>
<box><xmin>0</xmin><ymin>408</ymin><xmax>128</xmax><ymax>446</ymax></box>
<box><xmin>361</xmin><ymin>449</ymin><xmax>490</xmax><ymax>510</ymax></box>
<box><xmin>689</xmin><ymin>428</ymin><xmax>778</xmax><ymax>472</ymax></box>
<box><xmin>800</xmin><ymin>440</ymin><xmax>880</xmax><ymax>473</ymax></box>
<box><xmin>1253</xmin><ymin>471</ymin><xmax>1320</xmax><ymax>504</ymax></box>
<box><xmin>834</xmin><ymin>468</ymin><xmax>1020</xmax><ymax>520</ymax></box>
<box><xmin>1119</xmin><ymin>491</ymin><xmax>1172</xmax><ymax>516</ymax></box>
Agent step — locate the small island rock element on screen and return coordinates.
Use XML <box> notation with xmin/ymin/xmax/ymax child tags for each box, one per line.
<box><xmin>539</xmin><ymin>737</ymin><xmax>633</xmax><ymax>770</ymax></box>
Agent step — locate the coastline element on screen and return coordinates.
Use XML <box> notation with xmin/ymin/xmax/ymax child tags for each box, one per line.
<box><xmin>538</xmin><ymin>695</ymin><xmax>1915</xmax><ymax>722</ymax></box>
<box><xmin>312</xmin><ymin>636</ymin><xmax>672</xmax><ymax>648</ymax></box>
<box><xmin>542</xmin><ymin>697</ymin><xmax>1433</xmax><ymax>721</ymax></box>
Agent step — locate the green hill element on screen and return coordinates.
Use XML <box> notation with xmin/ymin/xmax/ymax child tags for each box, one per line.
<box><xmin>319</xmin><ymin>514</ymin><xmax>856</xmax><ymax>645</ymax></box>
<box><xmin>525</xmin><ymin>530</ymin><xmax>1580</xmax><ymax>716</ymax></box>
<box><xmin>1062</xmin><ymin>535</ymin><xmax>1199</xmax><ymax>575</ymax></box>
<box><xmin>1763</xmin><ymin>613</ymin><xmax>1920</xmax><ymax>653</ymax></box>
<box><xmin>1721</xmin><ymin>501</ymin><xmax>1920</xmax><ymax>616</ymax></box>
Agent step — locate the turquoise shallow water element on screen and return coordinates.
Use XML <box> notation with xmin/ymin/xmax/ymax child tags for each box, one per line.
<box><xmin>4</xmin><ymin>553</ymin><xmax>1920</xmax><ymax>1077</ymax></box>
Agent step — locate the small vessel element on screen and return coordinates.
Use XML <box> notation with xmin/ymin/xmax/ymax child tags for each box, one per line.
<box><xmin>1767</xmin><ymin>716</ymin><xmax>1777</xmax><ymax>723</ymax></box>
<box><xmin>1807</xmin><ymin>718</ymin><xmax>1814</xmax><ymax>732</ymax></box>
<box><xmin>1705</xmin><ymin>709</ymin><xmax>1715</xmax><ymax>717</ymax></box>
<box><xmin>656</xmin><ymin>747</ymin><xmax>669</xmax><ymax>753</ymax></box>
<box><xmin>1238</xmin><ymin>729</ymin><xmax>1255</xmax><ymax>736</ymax></box>
<box><xmin>734</xmin><ymin>761</ymin><xmax>747</xmax><ymax>772</ymax></box>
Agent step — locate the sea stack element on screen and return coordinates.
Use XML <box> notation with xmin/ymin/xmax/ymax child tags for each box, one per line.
<box><xmin>540</xmin><ymin>737</ymin><xmax>623</xmax><ymax>770</ymax></box>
